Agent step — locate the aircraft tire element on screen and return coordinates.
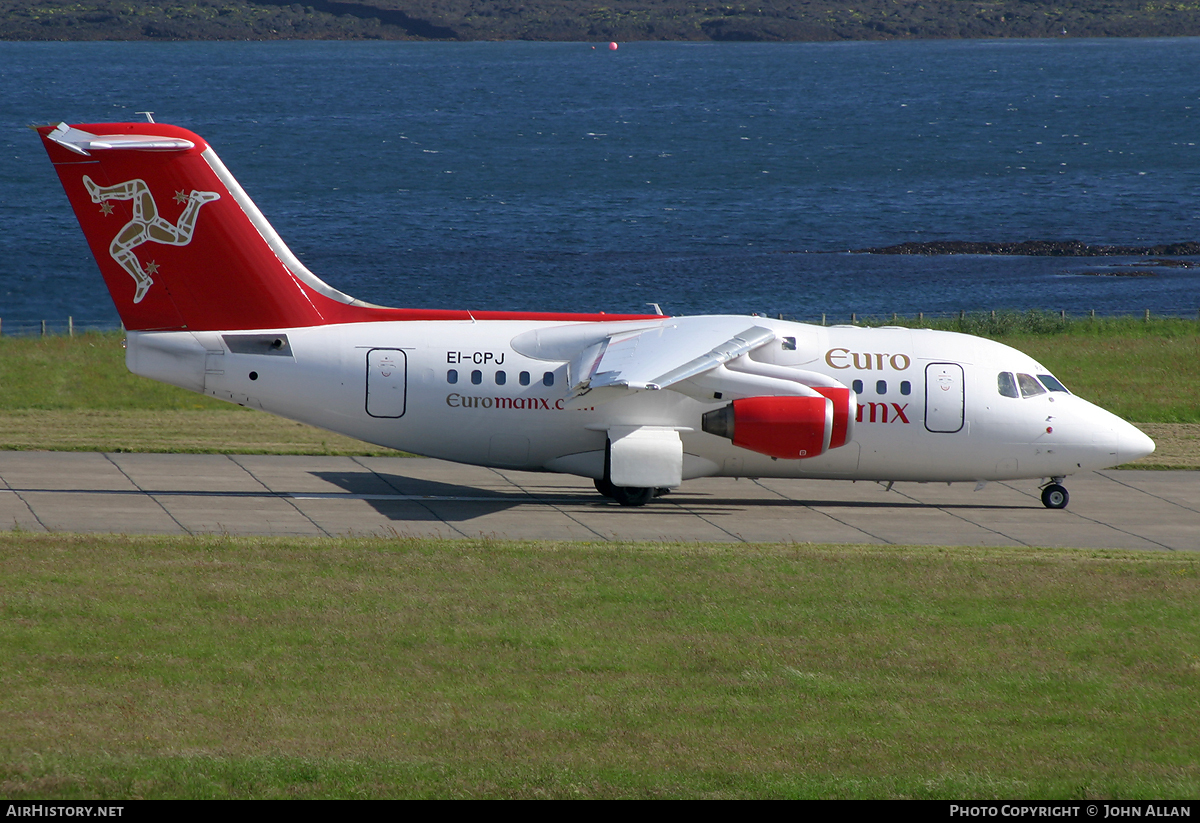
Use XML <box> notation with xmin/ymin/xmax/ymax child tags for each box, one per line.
<box><xmin>595</xmin><ymin>476</ymin><xmax>656</xmax><ymax>506</ymax></box>
<box><xmin>594</xmin><ymin>476</ymin><xmax>618</xmax><ymax>499</ymax></box>
<box><xmin>1041</xmin><ymin>483</ymin><xmax>1069</xmax><ymax>509</ymax></box>
<box><xmin>612</xmin><ymin>486</ymin><xmax>655</xmax><ymax>507</ymax></box>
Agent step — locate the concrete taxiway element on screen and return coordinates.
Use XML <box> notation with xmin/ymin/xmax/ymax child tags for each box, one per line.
<box><xmin>1</xmin><ymin>452</ymin><xmax>1196</xmax><ymax>550</ymax></box>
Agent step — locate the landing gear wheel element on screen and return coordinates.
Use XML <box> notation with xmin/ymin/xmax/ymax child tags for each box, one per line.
<box><xmin>612</xmin><ymin>486</ymin><xmax>655</xmax><ymax>507</ymax></box>
<box><xmin>594</xmin><ymin>476</ymin><xmax>618</xmax><ymax>499</ymax></box>
<box><xmin>594</xmin><ymin>477</ymin><xmax>655</xmax><ymax>507</ymax></box>
<box><xmin>1041</xmin><ymin>483</ymin><xmax>1069</xmax><ymax>510</ymax></box>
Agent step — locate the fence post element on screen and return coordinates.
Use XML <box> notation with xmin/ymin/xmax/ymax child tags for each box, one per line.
<box><xmin>41</xmin><ymin>320</ymin><xmax>46</xmax><ymax>336</ymax></box>
<box><xmin>68</xmin><ymin>316</ymin><xmax>73</xmax><ymax>337</ymax></box>
<box><xmin>1145</xmin><ymin>309</ymin><xmax>1151</xmax><ymax>322</ymax></box>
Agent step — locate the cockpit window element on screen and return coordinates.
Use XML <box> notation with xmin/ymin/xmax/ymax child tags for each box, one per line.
<box><xmin>1038</xmin><ymin>374</ymin><xmax>1070</xmax><ymax>393</ymax></box>
<box><xmin>1017</xmin><ymin>373</ymin><xmax>1047</xmax><ymax>398</ymax></box>
<box><xmin>997</xmin><ymin>372</ymin><xmax>1019</xmax><ymax>398</ymax></box>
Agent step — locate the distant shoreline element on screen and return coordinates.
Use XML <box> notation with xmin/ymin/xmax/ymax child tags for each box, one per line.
<box><xmin>5</xmin><ymin>0</ymin><xmax>1200</xmax><ymax>44</ymax></box>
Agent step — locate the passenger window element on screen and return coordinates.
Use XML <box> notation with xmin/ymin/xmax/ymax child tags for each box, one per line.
<box><xmin>876</xmin><ymin>380</ymin><xmax>887</xmax><ymax>395</ymax></box>
<box><xmin>543</xmin><ymin>371</ymin><xmax>555</xmax><ymax>387</ymax></box>
<box><xmin>519</xmin><ymin>371</ymin><xmax>531</xmax><ymax>386</ymax></box>
<box><xmin>447</xmin><ymin>369</ymin><xmax>458</xmax><ymax>385</ymax></box>
<box><xmin>1017</xmin><ymin>373</ymin><xmax>1046</xmax><ymax>398</ymax></box>
<box><xmin>852</xmin><ymin>379</ymin><xmax>863</xmax><ymax>394</ymax></box>
<box><xmin>471</xmin><ymin>370</ymin><xmax>482</xmax><ymax>385</ymax></box>
<box><xmin>900</xmin><ymin>381</ymin><xmax>911</xmax><ymax>396</ymax></box>
<box><xmin>1038</xmin><ymin>374</ymin><xmax>1069</xmax><ymax>393</ymax></box>
<box><xmin>997</xmin><ymin>372</ymin><xmax>1019</xmax><ymax>398</ymax></box>
<box><xmin>495</xmin><ymin>371</ymin><xmax>506</xmax><ymax>386</ymax></box>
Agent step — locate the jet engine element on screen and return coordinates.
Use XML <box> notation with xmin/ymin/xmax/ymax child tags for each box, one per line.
<box><xmin>701</xmin><ymin>387</ymin><xmax>855</xmax><ymax>460</ymax></box>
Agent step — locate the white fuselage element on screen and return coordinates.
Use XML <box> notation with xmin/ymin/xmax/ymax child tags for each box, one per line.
<box><xmin>126</xmin><ymin>316</ymin><xmax>1153</xmax><ymax>485</ymax></box>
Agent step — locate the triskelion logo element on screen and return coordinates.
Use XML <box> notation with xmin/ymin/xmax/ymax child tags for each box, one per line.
<box><xmin>83</xmin><ymin>175</ymin><xmax>220</xmax><ymax>303</ymax></box>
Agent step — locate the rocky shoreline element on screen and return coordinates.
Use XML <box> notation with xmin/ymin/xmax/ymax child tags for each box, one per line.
<box><xmin>6</xmin><ymin>0</ymin><xmax>1200</xmax><ymax>43</ymax></box>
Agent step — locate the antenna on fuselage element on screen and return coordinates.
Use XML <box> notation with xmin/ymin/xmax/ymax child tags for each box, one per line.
<box><xmin>136</xmin><ymin>111</ymin><xmax>155</xmax><ymax>123</ymax></box>
<box><xmin>647</xmin><ymin>303</ymin><xmax>664</xmax><ymax>316</ymax></box>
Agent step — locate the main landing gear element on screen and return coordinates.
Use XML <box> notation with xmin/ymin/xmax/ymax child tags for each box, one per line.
<box><xmin>1040</xmin><ymin>478</ymin><xmax>1069</xmax><ymax>510</ymax></box>
<box><xmin>594</xmin><ymin>477</ymin><xmax>670</xmax><ymax>507</ymax></box>
<box><xmin>595</xmin><ymin>438</ymin><xmax>671</xmax><ymax>507</ymax></box>
<box><xmin>594</xmin><ymin>477</ymin><xmax>654</xmax><ymax>507</ymax></box>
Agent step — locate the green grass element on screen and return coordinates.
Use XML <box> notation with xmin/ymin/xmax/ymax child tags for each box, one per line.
<box><xmin>5</xmin><ymin>318</ymin><xmax>1198</xmax><ymax>417</ymax></box>
<box><xmin>0</xmin><ymin>332</ymin><xmax>395</xmax><ymax>453</ymax></box>
<box><xmin>865</xmin><ymin>309</ymin><xmax>1200</xmax><ymax>340</ymax></box>
<box><xmin>1008</xmin><ymin>335</ymin><xmax>1200</xmax><ymax>423</ymax></box>
<box><xmin>2</xmin><ymin>533</ymin><xmax>1198</xmax><ymax>799</ymax></box>
<box><xmin>0</xmin><ymin>331</ymin><xmax>222</xmax><ymax>411</ymax></box>
<box><xmin>864</xmin><ymin>311</ymin><xmax>1200</xmax><ymax>423</ymax></box>
<box><xmin>2</xmin><ymin>318</ymin><xmax>1197</xmax><ymax>452</ymax></box>
<box><xmin>3</xmin><ymin>324</ymin><xmax>1196</xmax><ymax>795</ymax></box>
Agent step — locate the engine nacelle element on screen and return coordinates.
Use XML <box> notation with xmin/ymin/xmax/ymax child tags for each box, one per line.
<box><xmin>701</xmin><ymin>390</ymin><xmax>856</xmax><ymax>460</ymax></box>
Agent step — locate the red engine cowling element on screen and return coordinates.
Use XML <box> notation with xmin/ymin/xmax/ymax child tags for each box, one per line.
<box><xmin>702</xmin><ymin>390</ymin><xmax>856</xmax><ymax>459</ymax></box>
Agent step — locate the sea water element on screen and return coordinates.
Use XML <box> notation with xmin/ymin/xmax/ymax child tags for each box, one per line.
<box><xmin>2</xmin><ymin>38</ymin><xmax>1198</xmax><ymax>330</ymax></box>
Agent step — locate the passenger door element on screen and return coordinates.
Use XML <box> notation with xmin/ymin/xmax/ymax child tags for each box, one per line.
<box><xmin>925</xmin><ymin>363</ymin><xmax>964</xmax><ymax>433</ymax></box>
<box><xmin>366</xmin><ymin>348</ymin><xmax>407</xmax><ymax>418</ymax></box>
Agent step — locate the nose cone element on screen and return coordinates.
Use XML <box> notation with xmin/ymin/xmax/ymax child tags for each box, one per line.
<box><xmin>1118</xmin><ymin>422</ymin><xmax>1156</xmax><ymax>465</ymax></box>
<box><xmin>1068</xmin><ymin>398</ymin><xmax>1156</xmax><ymax>471</ymax></box>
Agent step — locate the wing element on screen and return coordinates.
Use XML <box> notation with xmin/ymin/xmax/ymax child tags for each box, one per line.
<box><xmin>511</xmin><ymin>316</ymin><xmax>845</xmax><ymax>402</ymax></box>
<box><xmin>570</xmin><ymin>323</ymin><xmax>778</xmax><ymax>394</ymax></box>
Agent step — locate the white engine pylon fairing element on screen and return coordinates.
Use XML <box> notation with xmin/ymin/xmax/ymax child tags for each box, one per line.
<box><xmin>37</xmin><ymin>121</ymin><xmax>1155</xmax><ymax>509</ymax></box>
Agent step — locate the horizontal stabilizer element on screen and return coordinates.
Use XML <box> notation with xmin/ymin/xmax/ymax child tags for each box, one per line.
<box><xmin>44</xmin><ymin>122</ymin><xmax>195</xmax><ymax>155</ymax></box>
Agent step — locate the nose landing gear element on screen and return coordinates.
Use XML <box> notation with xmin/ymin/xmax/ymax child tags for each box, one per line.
<box><xmin>1040</xmin><ymin>479</ymin><xmax>1069</xmax><ymax>510</ymax></box>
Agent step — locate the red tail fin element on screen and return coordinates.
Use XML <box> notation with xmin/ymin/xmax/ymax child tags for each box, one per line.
<box><xmin>38</xmin><ymin>121</ymin><xmax>660</xmax><ymax>331</ymax></box>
